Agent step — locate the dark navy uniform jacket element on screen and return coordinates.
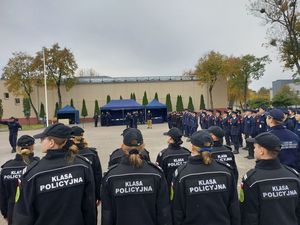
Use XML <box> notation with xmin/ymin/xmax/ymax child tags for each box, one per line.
<box><xmin>156</xmin><ymin>144</ymin><xmax>190</xmax><ymax>191</ymax></box>
<box><xmin>200</xmin><ymin>115</ymin><xmax>208</xmax><ymax>129</ymax></box>
<box><xmin>101</xmin><ymin>157</ymin><xmax>172</xmax><ymax>225</ymax></box>
<box><xmin>0</xmin><ymin>120</ymin><xmax>22</xmax><ymax>133</ymax></box>
<box><xmin>207</xmin><ymin>115</ymin><xmax>215</xmax><ymax>128</ymax></box>
<box><xmin>12</xmin><ymin>149</ymin><xmax>96</xmax><ymax>225</ymax></box>
<box><xmin>172</xmin><ymin>156</ymin><xmax>240</xmax><ymax>225</ymax></box>
<box><xmin>222</xmin><ymin>116</ymin><xmax>231</xmax><ymax>134</ymax></box>
<box><xmin>230</xmin><ymin>117</ymin><xmax>241</xmax><ymax>136</ymax></box>
<box><xmin>256</xmin><ymin>114</ymin><xmax>267</xmax><ymax>134</ymax></box>
<box><xmin>240</xmin><ymin>159</ymin><xmax>300</xmax><ymax>225</ymax></box>
<box><xmin>285</xmin><ymin>117</ymin><xmax>296</xmax><ymax>131</ymax></box>
<box><xmin>215</xmin><ymin>116</ymin><xmax>223</xmax><ymax>128</ymax></box>
<box><xmin>243</xmin><ymin>116</ymin><xmax>252</xmax><ymax>135</ymax></box>
<box><xmin>0</xmin><ymin>154</ymin><xmax>39</xmax><ymax>225</ymax></box>
<box><xmin>269</xmin><ymin>125</ymin><xmax>300</xmax><ymax>171</ymax></box>
<box><xmin>108</xmin><ymin>148</ymin><xmax>150</xmax><ymax>168</ymax></box>
<box><xmin>211</xmin><ymin>142</ymin><xmax>238</xmax><ymax>184</ymax></box>
<box><xmin>77</xmin><ymin>144</ymin><xmax>102</xmax><ymax>201</ymax></box>
<box><xmin>294</xmin><ymin>122</ymin><xmax>300</xmax><ymax>138</ymax></box>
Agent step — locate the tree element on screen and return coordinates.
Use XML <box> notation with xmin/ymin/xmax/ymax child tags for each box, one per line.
<box><xmin>132</xmin><ymin>93</ymin><xmax>136</xmax><ymax>101</ymax></box>
<box><xmin>188</xmin><ymin>96</ymin><xmax>195</xmax><ymax>111</ymax></box>
<box><xmin>166</xmin><ymin>94</ymin><xmax>173</xmax><ymax>112</ymax></box>
<box><xmin>272</xmin><ymin>85</ymin><xmax>300</xmax><ymax>107</ymax></box>
<box><xmin>176</xmin><ymin>95</ymin><xmax>184</xmax><ymax>112</ymax></box>
<box><xmin>39</xmin><ymin>103</ymin><xmax>46</xmax><ymax>119</ymax></box>
<box><xmin>200</xmin><ymin>94</ymin><xmax>206</xmax><ymax>110</ymax></box>
<box><xmin>248</xmin><ymin>98</ymin><xmax>271</xmax><ymax>109</ymax></box>
<box><xmin>0</xmin><ymin>99</ymin><xmax>3</xmax><ymax>119</ymax></box>
<box><xmin>154</xmin><ymin>92</ymin><xmax>159</xmax><ymax>101</ymax></box>
<box><xmin>94</xmin><ymin>100</ymin><xmax>99</xmax><ymax>115</ymax></box>
<box><xmin>70</xmin><ymin>98</ymin><xmax>74</xmax><ymax>108</ymax></box>
<box><xmin>248</xmin><ymin>0</ymin><xmax>300</xmax><ymax>76</ymax></box>
<box><xmin>33</xmin><ymin>43</ymin><xmax>78</xmax><ymax>108</ymax></box>
<box><xmin>106</xmin><ymin>95</ymin><xmax>111</xmax><ymax>103</ymax></box>
<box><xmin>226</xmin><ymin>55</ymin><xmax>270</xmax><ymax>108</ymax></box>
<box><xmin>120</xmin><ymin>95</ymin><xmax>123</xmax><ymax>100</ymax></box>
<box><xmin>81</xmin><ymin>99</ymin><xmax>88</xmax><ymax>118</ymax></box>
<box><xmin>2</xmin><ymin>52</ymin><xmax>40</xmax><ymax>121</ymax></box>
<box><xmin>189</xmin><ymin>51</ymin><xmax>227</xmax><ymax>108</ymax></box>
<box><xmin>54</xmin><ymin>102</ymin><xmax>60</xmax><ymax>118</ymax></box>
<box><xmin>130</xmin><ymin>93</ymin><xmax>133</xmax><ymax>99</ymax></box>
<box><xmin>23</xmin><ymin>97</ymin><xmax>31</xmax><ymax>120</ymax></box>
<box><xmin>142</xmin><ymin>91</ymin><xmax>148</xmax><ymax>105</ymax></box>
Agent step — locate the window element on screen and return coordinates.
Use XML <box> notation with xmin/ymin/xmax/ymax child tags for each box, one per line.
<box><xmin>15</xmin><ymin>98</ymin><xmax>20</xmax><ymax>104</ymax></box>
<box><xmin>4</xmin><ymin>93</ymin><xmax>9</xmax><ymax>99</ymax></box>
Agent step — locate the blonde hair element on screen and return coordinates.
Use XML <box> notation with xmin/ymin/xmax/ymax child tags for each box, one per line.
<box><xmin>122</xmin><ymin>144</ymin><xmax>145</xmax><ymax>168</ymax></box>
<box><xmin>16</xmin><ymin>145</ymin><xmax>34</xmax><ymax>165</ymax></box>
<box><xmin>73</xmin><ymin>136</ymin><xmax>89</xmax><ymax>148</ymax></box>
<box><xmin>192</xmin><ymin>145</ymin><xmax>213</xmax><ymax>165</ymax></box>
<box><xmin>47</xmin><ymin>136</ymin><xmax>78</xmax><ymax>163</ymax></box>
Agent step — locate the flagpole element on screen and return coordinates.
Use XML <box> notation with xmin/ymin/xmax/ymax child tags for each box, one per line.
<box><xmin>43</xmin><ymin>48</ymin><xmax>49</xmax><ymax>127</ymax></box>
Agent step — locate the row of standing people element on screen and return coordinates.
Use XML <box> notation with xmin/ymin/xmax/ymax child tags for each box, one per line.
<box><xmin>1</xmin><ymin>121</ymin><xmax>300</xmax><ymax>225</ymax></box>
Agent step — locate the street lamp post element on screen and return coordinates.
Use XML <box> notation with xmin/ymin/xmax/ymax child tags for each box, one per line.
<box><xmin>43</xmin><ymin>48</ymin><xmax>49</xmax><ymax>127</ymax></box>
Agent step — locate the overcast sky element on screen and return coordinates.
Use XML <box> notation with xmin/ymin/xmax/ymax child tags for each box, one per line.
<box><xmin>0</xmin><ymin>0</ymin><xmax>293</xmax><ymax>91</ymax></box>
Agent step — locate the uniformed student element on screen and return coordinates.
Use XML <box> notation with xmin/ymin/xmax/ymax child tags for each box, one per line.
<box><xmin>230</xmin><ymin>111</ymin><xmax>241</xmax><ymax>154</ymax></box>
<box><xmin>0</xmin><ymin>117</ymin><xmax>22</xmax><ymax>153</ymax></box>
<box><xmin>101</xmin><ymin>128</ymin><xmax>172</xmax><ymax>225</ymax></box>
<box><xmin>156</xmin><ymin>127</ymin><xmax>191</xmax><ymax>192</ymax></box>
<box><xmin>13</xmin><ymin>123</ymin><xmax>96</xmax><ymax>225</ymax></box>
<box><xmin>294</xmin><ymin>110</ymin><xmax>300</xmax><ymax>138</ymax></box>
<box><xmin>208</xmin><ymin>126</ymin><xmax>239</xmax><ymax>184</ymax></box>
<box><xmin>172</xmin><ymin>130</ymin><xmax>240</xmax><ymax>225</ymax></box>
<box><xmin>266</xmin><ymin>108</ymin><xmax>300</xmax><ymax>172</ymax></box>
<box><xmin>108</xmin><ymin>128</ymin><xmax>150</xmax><ymax>168</ymax></box>
<box><xmin>0</xmin><ymin>135</ymin><xmax>39</xmax><ymax>225</ymax></box>
<box><xmin>240</xmin><ymin>132</ymin><xmax>300</xmax><ymax>225</ymax></box>
<box><xmin>71</xmin><ymin>126</ymin><xmax>102</xmax><ymax>205</ymax></box>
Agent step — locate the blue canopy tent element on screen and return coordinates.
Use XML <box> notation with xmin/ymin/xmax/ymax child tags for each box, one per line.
<box><xmin>100</xmin><ymin>100</ymin><xmax>145</xmax><ymax>126</ymax></box>
<box><xmin>57</xmin><ymin>105</ymin><xmax>80</xmax><ymax>124</ymax></box>
<box><xmin>146</xmin><ymin>99</ymin><xmax>167</xmax><ymax>123</ymax></box>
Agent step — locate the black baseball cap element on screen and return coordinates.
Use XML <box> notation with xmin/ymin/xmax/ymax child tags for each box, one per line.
<box><xmin>17</xmin><ymin>135</ymin><xmax>35</xmax><ymax>147</ymax></box>
<box><xmin>265</xmin><ymin>109</ymin><xmax>284</xmax><ymax>121</ymax></box>
<box><xmin>163</xmin><ymin>127</ymin><xmax>182</xmax><ymax>140</ymax></box>
<box><xmin>190</xmin><ymin>130</ymin><xmax>213</xmax><ymax>148</ymax></box>
<box><xmin>208</xmin><ymin>126</ymin><xmax>225</xmax><ymax>139</ymax></box>
<box><xmin>123</xmin><ymin>128</ymin><xmax>144</xmax><ymax>147</ymax></box>
<box><xmin>71</xmin><ymin>126</ymin><xmax>85</xmax><ymax>136</ymax></box>
<box><xmin>247</xmin><ymin>132</ymin><xmax>281</xmax><ymax>151</ymax></box>
<box><xmin>259</xmin><ymin>105</ymin><xmax>267</xmax><ymax>111</ymax></box>
<box><xmin>33</xmin><ymin>123</ymin><xmax>72</xmax><ymax>139</ymax></box>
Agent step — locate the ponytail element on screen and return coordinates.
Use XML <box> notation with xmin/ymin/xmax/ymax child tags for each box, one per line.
<box><xmin>16</xmin><ymin>145</ymin><xmax>34</xmax><ymax>165</ymax></box>
<box><xmin>73</xmin><ymin>136</ymin><xmax>89</xmax><ymax>148</ymax></box>
<box><xmin>122</xmin><ymin>144</ymin><xmax>145</xmax><ymax>168</ymax></box>
<box><xmin>200</xmin><ymin>151</ymin><xmax>212</xmax><ymax>165</ymax></box>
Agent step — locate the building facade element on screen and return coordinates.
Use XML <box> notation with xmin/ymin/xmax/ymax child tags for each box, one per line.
<box><xmin>0</xmin><ymin>76</ymin><xmax>228</xmax><ymax>121</ymax></box>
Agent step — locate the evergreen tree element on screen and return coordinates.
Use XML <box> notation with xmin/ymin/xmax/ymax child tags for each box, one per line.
<box><xmin>200</xmin><ymin>94</ymin><xmax>205</xmax><ymax>110</ymax></box>
<box><xmin>130</xmin><ymin>93</ymin><xmax>133</xmax><ymax>99</ymax></box>
<box><xmin>142</xmin><ymin>91</ymin><xmax>148</xmax><ymax>105</ymax></box>
<box><xmin>70</xmin><ymin>98</ymin><xmax>74</xmax><ymax>108</ymax></box>
<box><xmin>179</xmin><ymin>95</ymin><xmax>184</xmax><ymax>111</ymax></box>
<box><xmin>39</xmin><ymin>103</ymin><xmax>45</xmax><ymax>118</ymax></box>
<box><xmin>106</xmin><ymin>95</ymin><xmax>111</xmax><ymax>103</ymax></box>
<box><xmin>94</xmin><ymin>100</ymin><xmax>99</xmax><ymax>115</ymax></box>
<box><xmin>132</xmin><ymin>93</ymin><xmax>136</xmax><ymax>101</ymax></box>
<box><xmin>176</xmin><ymin>95</ymin><xmax>181</xmax><ymax>112</ymax></box>
<box><xmin>188</xmin><ymin>96</ymin><xmax>195</xmax><ymax>112</ymax></box>
<box><xmin>54</xmin><ymin>102</ymin><xmax>59</xmax><ymax>117</ymax></box>
<box><xmin>0</xmin><ymin>99</ymin><xmax>3</xmax><ymax>119</ymax></box>
<box><xmin>23</xmin><ymin>98</ymin><xmax>31</xmax><ymax>119</ymax></box>
<box><xmin>120</xmin><ymin>95</ymin><xmax>123</xmax><ymax>100</ymax></box>
<box><xmin>165</xmin><ymin>94</ymin><xmax>172</xmax><ymax>112</ymax></box>
<box><xmin>81</xmin><ymin>99</ymin><xmax>88</xmax><ymax>118</ymax></box>
<box><xmin>154</xmin><ymin>92</ymin><xmax>159</xmax><ymax>101</ymax></box>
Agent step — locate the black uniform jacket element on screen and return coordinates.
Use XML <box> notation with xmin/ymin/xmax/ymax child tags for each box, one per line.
<box><xmin>240</xmin><ymin>159</ymin><xmax>300</xmax><ymax>225</ymax></box>
<box><xmin>108</xmin><ymin>148</ymin><xmax>150</xmax><ymax>168</ymax></box>
<box><xmin>0</xmin><ymin>154</ymin><xmax>39</xmax><ymax>225</ymax></box>
<box><xmin>101</xmin><ymin>157</ymin><xmax>172</xmax><ymax>225</ymax></box>
<box><xmin>156</xmin><ymin>144</ymin><xmax>190</xmax><ymax>190</ymax></box>
<box><xmin>172</xmin><ymin>156</ymin><xmax>240</xmax><ymax>225</ymax></box>
<box><xmin>211</xmin><ymin>141</ymin><xmax>239</xmax><ymax>184</ymax></box>
<box><xmin>12</xmin><ymin>149</ymin><xmax>96</xmax><ymax>225</ymax></box>
<box><xmin>77</xmin><ymin>144</ymin><xmax>102</xmax><ymax>201</ymax></box>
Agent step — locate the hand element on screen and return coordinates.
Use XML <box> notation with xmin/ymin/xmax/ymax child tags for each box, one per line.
<box><xmin>96</xmin><ymin>200</ymin><xmax>101</xmax><ymax>206</ymax></box>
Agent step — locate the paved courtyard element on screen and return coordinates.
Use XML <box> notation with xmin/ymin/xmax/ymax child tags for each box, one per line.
<box><xmin>0</xmin><ymin>122</ymin><xmax>255</xmax><ymax>224</ymax></box>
